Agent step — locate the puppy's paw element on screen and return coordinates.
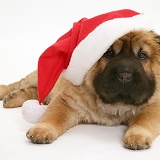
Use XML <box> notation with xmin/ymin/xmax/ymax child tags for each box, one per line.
<box><xmin>26</xmin><ymin>123</ymin><xmax>58</xmax><ymax>144</ymax></box>
<box><xmin>0</xmin><ymin>85</ymin><xmax>10</xmax><ymax>100</ymax></box>
<box><xmin>3</xmin><ymin>91</ymin><xmax>21</xmax><ymax>108</ymax></box>
<box><xmin>123</xmin><ymin>128</ymin><xmax>152</xmax><ymax>150</ymax></box>
<box><xmin>3</xmin><ymin>92</ymin><xmax>17</xmax><ymax>108</ymax></box>
<box><xmin>3</xmin><ymin>89</ymin><xmax>29</xmax><ymax>108</ymax></box>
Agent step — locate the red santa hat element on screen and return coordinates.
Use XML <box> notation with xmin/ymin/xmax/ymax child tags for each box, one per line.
<box><xmin>38</xmin><ymin>9</ymin><xmax>152</xmax><ymax>103</ymax></box>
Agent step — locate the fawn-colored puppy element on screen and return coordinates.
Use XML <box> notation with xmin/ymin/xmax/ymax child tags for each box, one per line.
<box><xmin>1</xmin><ymin>30</ymin><xmax>160</xmax><ymax>150</ymax></box>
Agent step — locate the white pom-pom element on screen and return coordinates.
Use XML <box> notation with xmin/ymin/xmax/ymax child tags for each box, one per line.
<box><xmin>22</xmin><ymin>100</ymin><xmax>47</xmax><ymax>124</ymax></box>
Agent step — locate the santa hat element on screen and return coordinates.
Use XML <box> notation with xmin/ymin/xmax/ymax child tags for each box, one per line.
<box><xmin>38</xmin><ymin>9</ymin><xmax>152</xmax><ymax>103</ymax></box>
<box><xmin>22</xmin><ymin>9</ymin><xmax>152</xmax><ymax>124</ymax></box>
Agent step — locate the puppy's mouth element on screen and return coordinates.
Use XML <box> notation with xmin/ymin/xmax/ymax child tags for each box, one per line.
<box><xmin>98</xmin><ymin>82</ymin><xmax>150</xmax><ymax>105</ymax></box>
<box><xmin>93</xmin><ymin>59</ymin><xmax>155</xmax><ymax>106</ymax></box>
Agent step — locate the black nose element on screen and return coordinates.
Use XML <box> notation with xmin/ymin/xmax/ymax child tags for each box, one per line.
<box><xmin>118</xmin><ymin>72</ymin><xmax>132</xmax><ymax>83</ymax></box>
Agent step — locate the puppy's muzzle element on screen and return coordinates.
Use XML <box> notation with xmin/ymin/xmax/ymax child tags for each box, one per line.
<box><xmin>115</xmin><ymin>58</ymin><xmax>135</xmax><ymax>84</ymax></box>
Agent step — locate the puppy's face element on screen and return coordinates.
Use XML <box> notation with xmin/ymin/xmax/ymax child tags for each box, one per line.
<box><xmin>91</xmin><ymin>30</ymin><xmax>160</xmax><ymax>106</ymax></box>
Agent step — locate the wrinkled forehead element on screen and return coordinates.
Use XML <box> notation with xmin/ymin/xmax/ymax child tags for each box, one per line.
<box><xmin>110</xmin><ymin>31</ymin><xmax>158</xmax><ymax>57</ymax></box>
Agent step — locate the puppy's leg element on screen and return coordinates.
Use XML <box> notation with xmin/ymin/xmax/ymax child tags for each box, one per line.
<box><xmin>3</xmin><ymin>87</ymin><xmax>38</xmax><ymax>108</ymax></box>
<box><xmin>26</xmin><ymin>96</ymin><xmax>79</xmax><ymax>144</ymax></box>
<box><xmin>1</xmin><ymin>70</ymin><xmax>38</xmax><ymax>108</ymax></box>
<box><xmin>123</xmin><ymin>103</ymin><xmax>160</xmax><ymax>150</ymax></box>
<box><xmin>0</xmin><ymin>70</ymin><xmax>37</xmax><ymax>100</ymax></box>
<box><xmin>0</xmin><ymin>82</ymin><xmax>20</xmax><ymax>100</ymax></box>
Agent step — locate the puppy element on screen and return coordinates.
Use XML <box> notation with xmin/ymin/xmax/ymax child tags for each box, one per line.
<box><xmin>0</xmin><ymin>30</ymin><xmax>160</xmax><ymax>150</ymax></box>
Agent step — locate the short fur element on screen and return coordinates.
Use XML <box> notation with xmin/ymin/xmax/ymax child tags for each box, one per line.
<box><xmin>1</xmin><ymin>30</ymin><xmax>160</xmax><ymax>150</ymax></box>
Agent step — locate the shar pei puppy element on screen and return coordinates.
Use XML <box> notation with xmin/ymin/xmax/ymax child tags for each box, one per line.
<box><xmin>1</xmin><ymin>29</ymin><xmax>160</xmax><ymax>150</ymax></box>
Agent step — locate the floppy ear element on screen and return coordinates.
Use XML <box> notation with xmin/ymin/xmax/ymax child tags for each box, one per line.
<box><xmin>149</xmin><ymin>30</ymin><xmax>160</xmax><ymax>44</ymax></box>
<box><xmin>155</xmin><ymin>35</ymin><xmax>160</xmax><ymax>44</ymax></box>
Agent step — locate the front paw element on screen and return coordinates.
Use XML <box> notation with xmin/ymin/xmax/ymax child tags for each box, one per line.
<box><xmin>123</xmin><ymin>128</ymin><xmax>152</xmax><ymax>150</ymax></box>
<box><xmin>26</xmin><ymin>123</ymin><xmax>58</xmax><ymax>144</ymax></box>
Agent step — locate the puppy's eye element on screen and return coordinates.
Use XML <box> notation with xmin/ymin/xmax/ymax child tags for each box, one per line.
<box><xmin>103</xmin><ymin>50</ymin><xmax>115</xmax><ymax>58</ymax></box>
<box><xmin>138</xmin><ymin>52</ymin><xmax>148</xmax><ymax>60</ymax></box>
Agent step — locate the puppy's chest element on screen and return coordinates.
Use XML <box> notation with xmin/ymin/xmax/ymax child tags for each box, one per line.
<box><xmin>65</xmin><ymin>89</ymin><xmax>141</xmax><ymax>126</ymax></box>
<box><xmin>91</xmin><ymin>103</ymin><xmax>141</xmax><ymax>126</ymax></box>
